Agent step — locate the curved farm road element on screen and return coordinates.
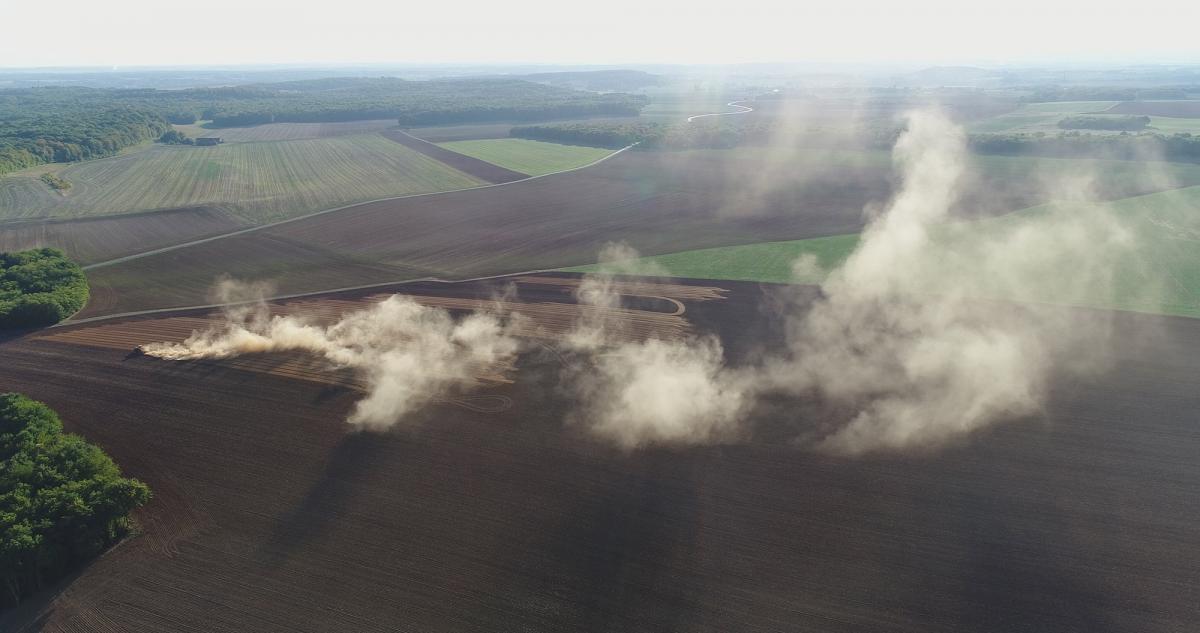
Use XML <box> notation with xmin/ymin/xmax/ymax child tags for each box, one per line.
<box><xmin>686</xmin><ymin>101</ymin><xmax>755</xmax><ymax>123</ymax></box>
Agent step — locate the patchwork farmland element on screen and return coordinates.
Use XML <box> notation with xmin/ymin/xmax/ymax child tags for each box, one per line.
<box><xmin>73</xmin><ymin>148</ymin><xmax>1200</xmax><ymax>318</ymax></box>
<box><xmin>7</xmin><ymin>62</ymin><xmax>1200</xmax><ymax>633</ymax></box>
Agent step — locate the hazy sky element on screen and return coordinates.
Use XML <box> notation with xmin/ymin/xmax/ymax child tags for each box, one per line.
<box><xmin>4</xmin><ymin>0</ymin><xmax>1198</xmax><ymax>68</ymax></box>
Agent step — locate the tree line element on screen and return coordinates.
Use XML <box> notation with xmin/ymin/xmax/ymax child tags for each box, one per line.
<box><xmin>1</xmin><ymin>393</ymin><xmax>150</xmax><ymax>608</ymax></box>
<box><xmin>0</xmin><ymin>78</ymin><xmax>648</xmax><ymax>176</ymax></box>
<box><xmin>969</xmin><ymin>131</ymin><xmax>1200</xmax><ymax>162</ymax></box>
<box><xmin>0</xmin><ymin>248</ymin><xmax>89</xmax><ymax>329</ymax></box>
<box><xmin>512</xmin><ymin>118</ymin><xmax>1200</xmax><ymax>163</ymax></box>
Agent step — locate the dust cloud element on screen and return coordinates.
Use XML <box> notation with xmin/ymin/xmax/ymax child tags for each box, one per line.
<box><xmin>566</xmin><ymin>109</ymin><xmax>1140</xmax><ymax>454</ymax></box>
<box><xmin>141</xmin><ymin>279</ymin><xmax>521</xmax><ymax>430</ymax></box>
<box><xmin>562</xmin><ymin>243</ymin><xmax>751</xmax><ymax>449</ymax></box>
<box><xmin>144</xmin><ymin>110</ymin><xmax>1140</xmax><ymax>453</ymax></box>
<box><xmin>765</xmin><ymin>110</ymin><xmax>1137</xmax><ymax>454</ymax></box>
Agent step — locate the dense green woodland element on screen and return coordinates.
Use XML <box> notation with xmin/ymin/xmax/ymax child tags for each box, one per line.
<box><xmin>0</xmin><ymin>78</ymin><xmax>647</xmax><ymax>175</ymax></box>
<box><xmin>0</xmin><ymin>249</ymin><xmax>89</xmax><ymax>329</ymax></box>
<box><xmin>0</xmin><ymin>105</ymin><xmax>169</xmax><ymax>175</ymax></box>
<box><xmin>1</xmin><ymin>394</ymin><xmax>150</xmax><ymax>608</ymax></box>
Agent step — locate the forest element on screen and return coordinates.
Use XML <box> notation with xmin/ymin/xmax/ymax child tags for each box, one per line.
<box><xmin>0</xmin><ymin>248</ymin><xmax>90</xmax><ymax>329</ymax></box>
<box><xmin>0</xmin><ymin>393</ymin><xmax>150</xmax><ymax>608</ymax></box>
<box><xmin>0</xmin><ymin>78</ymin><xmax>648</xmax><ymax>175</ymax></box>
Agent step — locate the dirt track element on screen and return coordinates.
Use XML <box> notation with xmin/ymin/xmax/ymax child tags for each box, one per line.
<box><xmin>0</xmin><ymin>206</ymin><xmax>245</xmax><ymax>265</ymax></box>
<box><xmin>2</xmin><ymin>278</ymin><xmax>1199</xmax><ymax>632</ymax></box>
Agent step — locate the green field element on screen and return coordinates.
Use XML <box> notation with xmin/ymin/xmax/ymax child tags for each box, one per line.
<box><xmin>567</xmin><ymin>185</ymin><xmax>1200</xmax><ymax>318</ymax></box>
<box><xmin>969</xmin><ymin>101</ymin><xmax>1119</xmax><ymax>134</ymax></box>
<box><xmin>438</xmin><ymin>139</ymin><xmax>614</xmax><ymax>176</ymax></box>
<box><xmin>1146</xmin><ymin>116</ymin><xmax>1200</xmax><ymax>134</ymax></box>
<box><xmin>0</xmin><ymin>134</ymin><xmax>484</xmax><ymax>223</ymax></box>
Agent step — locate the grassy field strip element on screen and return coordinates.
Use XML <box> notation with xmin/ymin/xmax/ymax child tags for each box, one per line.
<box><xmin>437</xmin><ymin>139</ymin><xmax>615</xmax><ymax>176</ymax></box>
<box><xmin>0</xmin><ymin>134</ymin><xmax>484</xmax><ymax>223</ymax></box>
<box><xmin>1146</xmin><ymin>116</ymin><xmax>1200</xmax><ymax>134</ymax></box>
<box><xmin>566</xmin><ymin>185</ymin><xmax>1200</xmax><ymax>319</ymax></box>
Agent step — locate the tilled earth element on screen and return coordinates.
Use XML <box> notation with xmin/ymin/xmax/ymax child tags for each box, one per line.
<box><xmin>2</xmin><ymin>278</ymin><xmax>1199</xmax><ymax>632</ymax></box>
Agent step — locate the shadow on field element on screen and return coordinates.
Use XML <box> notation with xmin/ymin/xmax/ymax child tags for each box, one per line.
<box><xmin>500</xmin><ymin>451</ymin><xmax>706</xmax><ymax>632</ymax></box>
<box><xmin>256</xmin><ymin>432</ymin><xmax>386</xmax><ymax>567</ymax></box>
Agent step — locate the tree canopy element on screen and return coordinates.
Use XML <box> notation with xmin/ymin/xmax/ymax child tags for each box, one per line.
<box><xmin>0</xmin><ymin>248</ymin><xmax>90</xmax><ymax>329</ymax></box>
<box><xmin>1</xmin><ymin>393</ymin><xmax>150</xmax><ymax>608</ymax></box>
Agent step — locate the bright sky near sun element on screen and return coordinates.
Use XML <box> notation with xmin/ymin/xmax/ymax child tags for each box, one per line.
<box><xmin>3</xmin><ymin>0</ymin><xmax>1198</xmax><ymax>67</ymax></box>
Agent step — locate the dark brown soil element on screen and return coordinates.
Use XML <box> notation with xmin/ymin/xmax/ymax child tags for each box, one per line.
<box><xmin>2</xmin><ymin>278</ymin><xmax>1198</xmax><ymax>632</ymax></box>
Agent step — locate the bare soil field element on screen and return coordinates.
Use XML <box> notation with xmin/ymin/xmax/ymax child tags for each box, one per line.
<box><xmin>78</xmin><ymin>147</ymin><xmax>1200</xmax><ymax>318</ymax></box>
<box><xmin>0</xmin><ymin>206</ymin><xmax>245</xmax><ymax>264</ymax></box>
<box><xmin>1106</xmin><ymin>100</ymin><xmax>1200</xmax><ymax>118</ymax></box>
<box><xmin>380</xmin><ymin>129</ymin><xmax>530</xmax><ymax>183</ymax></box>
<box><xmin>1</xmin><ymin>277</ymin><xmax>1198</xmax><ymax>632</ymax></box>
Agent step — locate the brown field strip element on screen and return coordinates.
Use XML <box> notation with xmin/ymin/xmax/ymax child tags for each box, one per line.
<box><xmin>381</xmin><ymin>129</ymin><xmax>530</xmax><ymax>183</ymax></box>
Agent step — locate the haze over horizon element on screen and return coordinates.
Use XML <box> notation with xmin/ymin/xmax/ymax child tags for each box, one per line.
<box><xmin>5</xmin><ymin>0</ymin><xmax>1199</xmax><ymax>69</ymax></box>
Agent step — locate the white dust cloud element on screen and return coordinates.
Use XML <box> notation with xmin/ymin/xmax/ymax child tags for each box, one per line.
<box><xmin>565</xmin><ymin>110</ymin><xmax>1139</xmax><ymax>454</ymax></box>
<box><xmin>142</xmin><ymin>279</ymin><xmax>521</xmax><ymax>430</ymax></box>
<box><xmin>563</xmin><ymin>244</ymin><xmax>750</xmax><ymax>449</ymax></box>
<box><xmin>765</xmin><ymin>110</ymin><xmax>1136</xmax><ymax>454</ymax></box>
<box><xmin>144</xmin><ymin>110</ymin><xmax>1140</xmax><ymax>454</ymax></box>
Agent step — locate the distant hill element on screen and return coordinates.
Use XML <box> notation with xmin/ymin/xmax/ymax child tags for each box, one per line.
<box><xmin>905</xmin><ymin>66</ymin><xmax>1004</xmax><ymax>86</ymax></box>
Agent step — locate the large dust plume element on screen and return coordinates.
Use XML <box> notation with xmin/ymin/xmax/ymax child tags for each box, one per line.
<box><xmin>566</xmin><ymin>110</ymin><xmax>1142</xmax><ymax>454</ymax></box>
<box><xmin>766</xmin><ymin>110</ymin><xmax>1138</xmax><ymax>454</ymax></box>
<box><xmin>142</xmin><ymin>279</ymin><xmax>521</xmax><ymax>430</ymax></box>
<box><xmin>143</xmin><ymin>110</ymin><xmax>1143</xmax><ymax>453</ymax></box>
<box><xmin>562</xmin><ymin>244</ymin><xmax>751</xmax><ymax>449</ymax></box>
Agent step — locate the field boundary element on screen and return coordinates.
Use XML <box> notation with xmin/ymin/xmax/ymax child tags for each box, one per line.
<box><xmin>81</xmin><ymin>142</ymin><xmax>638</xmax><ymax>272</ymax></box>
<box><xmin>59</xmin><ymin>268</ymin><xmax>564</xmax><ymax>326</ymax></box>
